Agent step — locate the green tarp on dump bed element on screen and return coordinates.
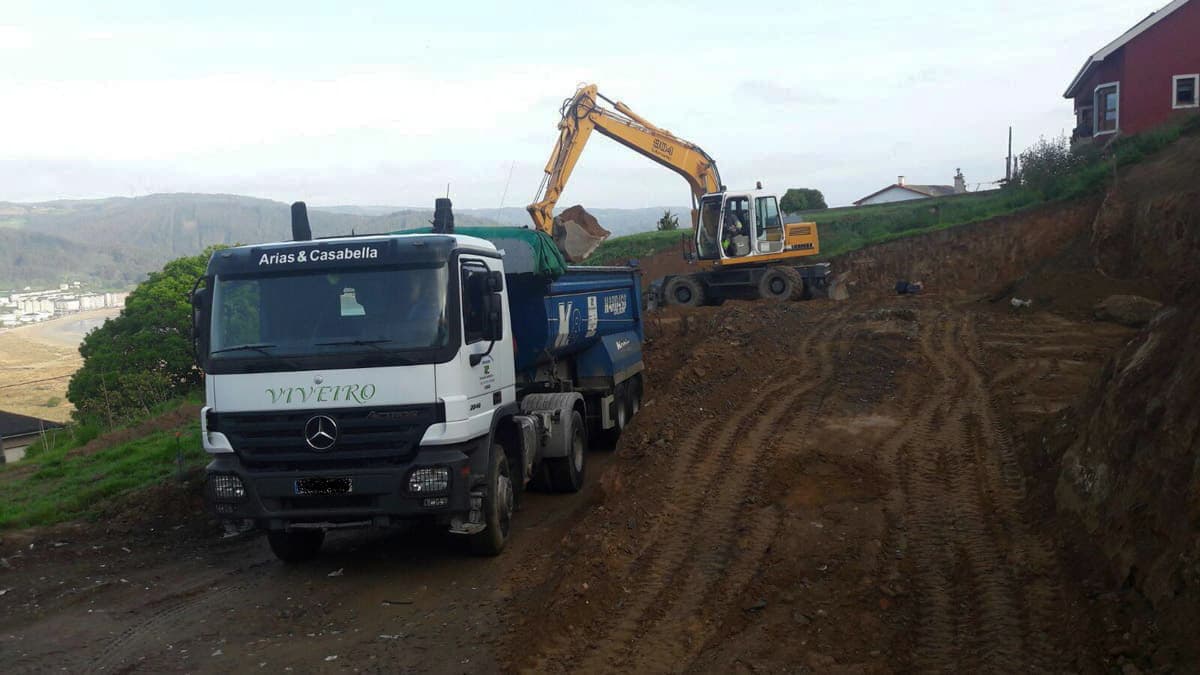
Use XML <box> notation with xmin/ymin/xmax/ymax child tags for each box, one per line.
<box><xmin>397</xmin><ymin>226</ymin><xmax>568</xmax><ymax>279</ymax></box>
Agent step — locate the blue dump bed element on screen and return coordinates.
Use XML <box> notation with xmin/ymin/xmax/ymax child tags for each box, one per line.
<box><xmin>506</xmin><ymin>267</ymin><xmax>644</xmax><ymax>387</ymax></box>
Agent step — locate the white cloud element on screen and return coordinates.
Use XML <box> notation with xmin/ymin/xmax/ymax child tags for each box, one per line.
<box><xmin>0</xmin><ymin>67</ymin><xmax>576</xmax><ymax>161</ymax></box>
<box><xmin>0</xmin><ymin>25</ymin><xmax>34</xmax><ymax>49</ymax></box>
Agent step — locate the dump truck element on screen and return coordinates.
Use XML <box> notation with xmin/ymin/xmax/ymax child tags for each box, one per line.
<box><xmin>192</xmin><ymin>200</ymin><xmax>644</xmax><ymax>561</ymax></box>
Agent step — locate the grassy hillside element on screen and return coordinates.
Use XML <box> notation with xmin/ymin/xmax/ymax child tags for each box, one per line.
<box><xmin>582</xmin><ymin>229</ymin><xmax>690</xmax><ymax>265</ymax></box>
<box><xmin>801</xmin><ymin>115</ymin><xmax>1200</xmax><ymax>260</ymax></box>
<box><xmin>0</xmin><ymin>227</ymin><xmax>161</xmax><ymax>288</ymax></box>
<box><xmin>0</xmin><ymin>400</ymin><xmax>202</xmax><ymax>529</ymax></box>
<box><xmin>795</xmin><ymin>188</ymin><xmax>1043</xmax><ymax>259</ymax></box>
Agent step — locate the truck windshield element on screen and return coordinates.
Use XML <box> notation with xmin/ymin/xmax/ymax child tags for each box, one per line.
<box><xmin>210</xmin><ymin>265</ymin><xmax>449</xmax><ymax>359</ymax></box>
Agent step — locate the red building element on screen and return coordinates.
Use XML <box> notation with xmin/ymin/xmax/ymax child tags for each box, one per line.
<box><xmin>1065</xmin><ymin>0</ymin><xmax>1200</xmax><ymax>142</ymax></box>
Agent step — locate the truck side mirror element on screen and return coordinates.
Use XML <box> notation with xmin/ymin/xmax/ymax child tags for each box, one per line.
<box><xmin>190</xmin><ymin>279</ymin><xmax>211</xmax><ymax>367</ymax></box>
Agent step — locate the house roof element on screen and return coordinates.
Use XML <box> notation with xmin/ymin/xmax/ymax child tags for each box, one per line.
<box><xmin>0</xmin><ymin>410</ymin><xmax>63</xmax><ymax>439</ymax></box>
<box><xmin>853</xmin><ymin>184</ymin><xmax>956</xmax><ymax>206</ymax></box>
<box><xmin>1064</xmin><ymin>0</ymin><xmax>1192</xmax><ymax>98</ymax></box>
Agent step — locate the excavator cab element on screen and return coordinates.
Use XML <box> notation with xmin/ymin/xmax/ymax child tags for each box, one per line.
<box><xmin>695</xmin><ymin>188</ymin><xmax>818</xmax><ymax>266</ymax></box>
<box><xmin>696</xmin><ymin>190</ymin><xmax>791</xmax><ymax>262</ymax></box>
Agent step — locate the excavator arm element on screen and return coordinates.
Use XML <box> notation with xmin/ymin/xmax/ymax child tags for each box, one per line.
<box><xmin>528</xmin><ymin>84</ymin><xmax>724</xmax><ymax>260</ymax></box>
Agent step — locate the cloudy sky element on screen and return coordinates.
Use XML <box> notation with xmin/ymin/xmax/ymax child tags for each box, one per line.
<box><xmin>0</xmin><ymin>0</ymin><xmax>1163</xmax><ymax>208</ymax></box>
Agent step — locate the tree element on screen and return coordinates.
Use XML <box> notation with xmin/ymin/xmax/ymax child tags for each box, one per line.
<box><xmin>67</xmin><ymin>249</ymin><xmax>215</xmax><ymax>426</ymax></box>
<box><xmin>656</xmin><ymin>209</ymin><xmax>680</xmax><ymax>231</ymax></box>
<box><xmin>780</xmin><ymin>188</ymin><xmax>828</xmax><ymax>214</ymax></box>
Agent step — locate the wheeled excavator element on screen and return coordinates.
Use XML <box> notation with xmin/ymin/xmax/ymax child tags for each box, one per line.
<box><xmin>528</xmin><ymin>83</ymin><xmax>835</xmax><ymax>305</ymax></box>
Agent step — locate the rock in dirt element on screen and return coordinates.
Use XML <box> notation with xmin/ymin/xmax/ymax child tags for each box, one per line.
<box><xmin>553</xmin><ymin>205</ymin><xmax>611</xmax><ymax>263</ymax></box>
<box><xmin>744</xmin><ymin>599</ymin><xmax>768</xmax><ymax>612</ymax></box>
<box><xmin>1094</xmin><ymin>295</ymin><xmax>1162</xmax><ymax>327</ymax></box>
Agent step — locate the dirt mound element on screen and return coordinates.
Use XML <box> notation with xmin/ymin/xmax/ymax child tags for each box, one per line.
<box><xmin>1091</xmin><ymin>135</ymin><xmax>1200</xmax><ymax>300</ymax></box>
<box><xmin>831</xmin><ymin>200</ymin><xmax>1099</xmax><ymax>298</ymax></box>
<box><xmin>498</xmin><ymin>294</ymin><xmax>1142</xmax><ymax>672</ymax></box>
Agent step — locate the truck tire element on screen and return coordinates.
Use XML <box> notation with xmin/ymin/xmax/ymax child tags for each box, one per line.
<box><xmin>469</xmin><ymin>444</ymin><xmax>514</xmax><ymax>556</ymax></box>
<box><xmin>665</xmin><ymin>275</ymin><xmax>706</xmax><ymax>308</ymax></box>
<box><xmin>546</xmin><ymin>410</ymin><xmax>586</xmax><ymax>492</ymax></box>
<box><xmin>267</xmin><ymin>529</ymin><xmax>325</xmax><ymax>563</ymax></box>
<box><xmin>758</xmin><ymin>268</ymin><xmax>798</xmax><ymax>302</ymax></box>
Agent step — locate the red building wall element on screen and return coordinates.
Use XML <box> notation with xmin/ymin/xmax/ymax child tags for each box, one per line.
<box><xmin>1073</xmin><ymin>52</ymin><xmax>1125</xmax><ymax>126</ymax></box>
<box><xmin>1072</xmin><ymin>0</ymin><xmax>1200</xmax><ymax>136</ymax></box>
<box><xmin>1122</xmin><ymin>0</ymin><xmax>1200</xmax><ymax>134</ymax></box>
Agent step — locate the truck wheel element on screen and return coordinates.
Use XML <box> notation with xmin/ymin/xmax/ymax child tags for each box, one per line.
<box><xmin>782</xmin><ymin>267</ymin><xmax>806</xmax><ymax>300</ymax></box>
<box><xmin>469</xmin><ymin>444</ymin><xmax>514</xmax><ymax>556</ymax></box>
<box><xmin>546</xmin><ymin>410</ymin><xmax>586</xmax><ymax>492</ymax></box>
<box><xmin>267</xmin><ymin>529</ymin><xmax>325</xmax><ymax>563</ymax></box>
<box><xmin>665</xmin><ymin>275</ymin><xmax>706</xmax><ymax>308</ymax></box>
<box><xmin>757</xmin><ymin>268</ymin><xmax>796</xmax><ymax>302</ymax></box>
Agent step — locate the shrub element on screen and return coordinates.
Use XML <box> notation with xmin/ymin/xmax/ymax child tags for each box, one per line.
<box><xmin>656</xmin><ymin>210</ymin><xmax>680</xmax><ymax>232</ymax></box>
<box><xmin>66</xmin><ymin>250</ymin><xmax>214</xmax><ymax>427</ymax></box>
<box><xmin>781</xmin><ymin>188</ymin><xmax>828</xmax><ymax>214</ymax></box>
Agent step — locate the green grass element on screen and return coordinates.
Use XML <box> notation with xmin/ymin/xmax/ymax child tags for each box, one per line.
<box><xmin>798</xmin><ymin>188</ymin><xmax>1044</xmax><ymax>259</ymax></box>
<box><xmin>0</xmin><ymin>403</ymin><xmax>204</xmax><ymax>530</ymax></box>
<box><xmin>582</xmin><ymin>229</ymin><xmax>691</xmax><ymax>266</ymax></box>
<box><xmin>797</xmin><ymin>113</ymin><xmax>1200</xmax><ymax>260</ymax></box>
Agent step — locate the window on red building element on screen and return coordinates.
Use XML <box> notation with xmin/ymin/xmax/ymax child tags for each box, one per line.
<box><xmin>1094</xmin><ymin>83</ymin><xmax>1119</xmax><ymax>135</ymax></box>
<box><xmin>1174</xmin><ymin>75</ymin><xmax>1198</xmax><ymax>109</ymax></box>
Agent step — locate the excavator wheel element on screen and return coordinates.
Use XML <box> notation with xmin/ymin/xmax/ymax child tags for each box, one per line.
<box><xmin>664</xmin><ymin>275</ymin><xmax>706</xmax><ymax>308</ymax></box>
<box><xmin>757</xmin><ymin>268</ymin><xmax>799</xmax><ymax>302</ymax></box>
<box><xmin>781</xmin><ymin>267</ymin><xmax>807</xmax><ymax>301</ymax></box>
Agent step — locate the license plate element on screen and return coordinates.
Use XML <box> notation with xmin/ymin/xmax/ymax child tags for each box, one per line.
<box><xmin>294</xmin><ymin>477</ymin><xmax>353</xmax><ymax>496</ymax></box>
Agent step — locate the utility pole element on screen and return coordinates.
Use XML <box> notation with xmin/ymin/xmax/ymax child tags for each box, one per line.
<box><xmin>1005</xmin><ymin>126</ymin><xmax>1013</xmax><ymax>183</ymax></box>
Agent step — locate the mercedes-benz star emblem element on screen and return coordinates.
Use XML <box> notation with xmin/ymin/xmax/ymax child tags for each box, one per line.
<box><xmin>304</xmin><ymin>415</ymin><xmax>338</xmax><ymax>451</ymax></box>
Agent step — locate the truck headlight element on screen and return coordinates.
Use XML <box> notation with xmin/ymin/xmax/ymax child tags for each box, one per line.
<box><xmin>408</xmin><ymin>467</ymin><xmax>449</xmax><ymax>494</ymax></box>
<box><xmin>210</xmin><ymin>474</ymin><xmax>246</xmax><ymax>500</ymax></box>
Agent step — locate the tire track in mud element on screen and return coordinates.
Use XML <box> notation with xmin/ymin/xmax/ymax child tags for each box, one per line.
<box><xmin>626</xmin><ymin>322</ymin><xmax>845</xmax><ymax>673</ymax></box>
<box><xmin>528</xmin><ymin>310</ymin><xmax>841</xmax><ymax>673</ymax></box>
<box><xmin>82</xmin><ymin>562</ymin><xmax>271</xmax><ymax>673</ymax></box>
<box><xmin>957</xmin><ymin>316</ymin><xmax>1065</xmax><ymax>668</ymax></box>
<box><xmin>881</xmin><ymin>307</ymin><xmax>1063</xmax><ymax>672</ymax></box>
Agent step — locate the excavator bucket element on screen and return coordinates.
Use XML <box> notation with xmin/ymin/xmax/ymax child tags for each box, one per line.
<box><xmin>553</xmin><ymin>205</ymin><xmax>611</xmax><ymax>263</ymax></box>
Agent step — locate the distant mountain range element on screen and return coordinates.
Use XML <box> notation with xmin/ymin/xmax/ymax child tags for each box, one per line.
<box><xmin>0</xmin><ymin>194</ymin><xmax>688</xmax><ymax>288</ymax></box>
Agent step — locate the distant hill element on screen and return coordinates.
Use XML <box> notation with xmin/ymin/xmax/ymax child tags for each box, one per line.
<box><xmin>0</xmin><ymin>194</ymin><xmax>687</xmax><ymax>288</ymax></box>
<box><xmin>321</xmin><ymin>205</ymin><xmax>692</xmax><ymax>236</ymax></box>
<box><xmin>464</xmin><ymin>206</ymin><xmax>690</xmax><ymax>237</ymax></box>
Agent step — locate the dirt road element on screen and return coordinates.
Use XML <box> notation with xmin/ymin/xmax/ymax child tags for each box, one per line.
<box><xmin>0</xmin><ymin>294</ymin><xmax>1135</xmax><ymax>673</ymax></box>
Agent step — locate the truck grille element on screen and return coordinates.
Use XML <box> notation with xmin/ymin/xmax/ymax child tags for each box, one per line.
<box><xmin>211</xmin><ymin>404</ymin><xmax>443</xmax><ymax>469</ymax></box>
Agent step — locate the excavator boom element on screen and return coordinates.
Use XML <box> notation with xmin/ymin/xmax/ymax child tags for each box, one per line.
<box><xmin>528</xmin><ymin>84</ymin><xmax>723</xmax><ymax>260</ymax></box>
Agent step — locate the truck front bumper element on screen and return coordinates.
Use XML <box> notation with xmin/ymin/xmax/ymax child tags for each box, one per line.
<box><xmin>204</xmin><ymin>438</ymin><xmax>489</xmax><ymax>531</ymax></box>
